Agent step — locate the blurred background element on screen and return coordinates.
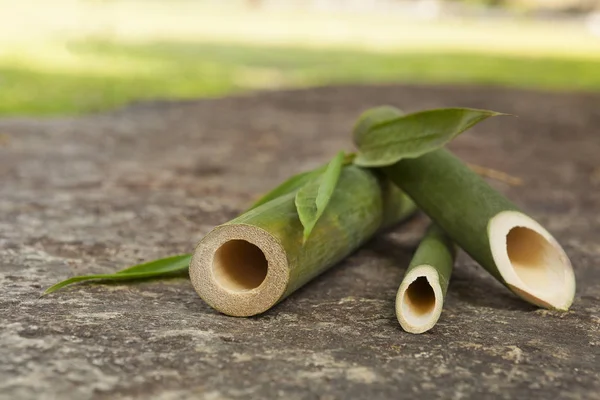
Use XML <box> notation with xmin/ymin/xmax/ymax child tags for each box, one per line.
<box><xmin>1</xmin><ymin>0</ymin><xmax>599</xmax><ymax>116</ymax></box>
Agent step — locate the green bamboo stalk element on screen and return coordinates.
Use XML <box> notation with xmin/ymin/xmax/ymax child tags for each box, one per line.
<box><xmin>190</xmin><ymin>165</ymin><xmax>417</xmax><ymax>317</ymax></box>
<box><xmin>396</xmin><ymin>224</ymin><xmax>455</xmax><ymax>334</ymax></box>
<box><xmin>384</xmin><ymin>149</ymin><xmax>576</xmax><ymax>310</ymax></box>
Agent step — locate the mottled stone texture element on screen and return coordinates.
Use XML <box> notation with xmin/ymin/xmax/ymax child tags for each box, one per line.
<box><xmin>1</xmin><ymin>85</ymin><xmax>599</xmax><ymax>400</ymax></box>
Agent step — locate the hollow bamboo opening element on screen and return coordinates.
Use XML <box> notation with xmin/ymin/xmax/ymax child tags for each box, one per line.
<box><xmin>213</xmin><ymin>240</ymin><xmax>268</xmax><ymax>291</ymax></box>
<box><xmin>403</xmin><ymin>277</ymin><xmax>436</xmax><ymax>321</ymax></box>
<box><xmin>506</xmin><ymin>227</ymin><xmax>565</xmax><ymax>295</ymax></box>
<box><xmin>490</xmin><ymin>211</ymin><xmax>575</xmax><ymax>310</ymax></box>
<box><xmin>396</xmin><ymin>266</ymin><xmax>443</xmax><ymax>334</ymax></box>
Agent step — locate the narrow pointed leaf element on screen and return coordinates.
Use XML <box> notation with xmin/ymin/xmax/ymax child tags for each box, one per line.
<box><xmin>248</xmin><ymin>167</ymin><xmax>326</xmax><ymax>211</ymax></box>
<box><xmin>43</xmin><ymin>254</ymin><xmax>192</xmax><ymax>295</ymax></box>
<box><xmin>295</xmin><ymin>151</ymin><xmax>345</xmax><ymax>241</ymax></box>
<box><xmin>248</xmin><ymin>152</ymin><xmax>356</xmax><ymax>211</ymax></box>
<box><xmin>354</xmin><ymin>107</ymin><xmax>506</xmax><ymax>167</ymax></box>
<box><xmin>112</xmin><ymin>254</ymin><xmax>192</xmax><ymax>275</ymax></box>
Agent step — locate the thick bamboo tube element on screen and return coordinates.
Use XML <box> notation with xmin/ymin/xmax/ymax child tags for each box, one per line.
<box><xmin>190</xmin><ymin>166</ymin><xmax>416</xmax><ymax>317</ymax></box>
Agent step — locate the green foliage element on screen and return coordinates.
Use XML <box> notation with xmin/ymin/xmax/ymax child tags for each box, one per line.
<box><xmin>295</xmin><ymin>151</ymin><xmax>345</xmax><ymax>241</ymax></box>
<box><xmin>249</xmin><ymin>153</ymin><xmax>356</xmax><ymax>211</ymax></box>
<box><xmin>2</xmin><ymin>41</ymin><xmax>600</xmax><ymax>116</ymax></box>
<box><xmin>353</xmin><ymin>107</ymin><xmax>504</xmax><ymax>167</ymax></box>
<box><xmin>248</xmin><ymin>167</ymin><xmax>326</xmax><ymax>211</ymax></box>
<box><xmin>43</xmin><ymin>254</ymin><xmax>192</xmax><ymax>295</ymax></box>
<box><xmin>353</xmin><ymin>105</ymin><xmax>405</xmax><ymax>143</ymax></box>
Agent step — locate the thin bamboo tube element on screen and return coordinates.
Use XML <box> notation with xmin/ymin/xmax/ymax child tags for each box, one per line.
<box><xmin>396</xmin><ymin>225</ymin><xmax>455</xmax><ymax>333</ymax></box>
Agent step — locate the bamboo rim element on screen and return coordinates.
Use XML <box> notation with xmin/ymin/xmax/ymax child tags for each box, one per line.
<box><xmin>395</xmin><ymin>265</ymin><xmax>444</xmax><ymax>334</ymax></box>
<box><xmin>189</xmin><ymin>224</ymin><xmax>289</xmax><ymax>317</ymax></box>
<box><xmin>489</xmin><ymin>210</ymin><xmax>576</xmax><ymax>310</ymax></box>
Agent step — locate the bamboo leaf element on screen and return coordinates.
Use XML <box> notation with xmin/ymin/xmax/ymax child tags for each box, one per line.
<box><xmin>248</xmin><ymin>167</ymin><xmax>326</xmax><ymax>211</ymax></box>
<box><xmin>295</xmin><ymin>151</ymin><xmax>345</xmax><ymax>241</ymax></box>
<box><xmin>354</xmin><ymin>107</ymin><xmax>505</xmax><ymax>167</ymax></box>
<box><xmin>248</xmin><ymin>152</ymin><xmax>356</xmax><ymax>211</ymax></box>
<box><xmin>353</xmin><ymin>105</ymin><xmax>404</xmax><ymax>143</ymax></box>
<box><xmin>42</xmin><ymin>254</ymin><xmax>192</xmax><ymax>295</ymax></box>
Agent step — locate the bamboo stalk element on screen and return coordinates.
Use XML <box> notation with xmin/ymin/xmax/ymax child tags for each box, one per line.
<box><xmin>190</xmin><ymin>166</ymin><xmax>417</xmax><ymax>317</ymax></box>
<box><xmin>385</xmin><ymin>149</ymin><xmax>576</xmax><ymax>310</ymax></box>
<box><xmin>396</xmin><ymin>224</ymin><xmax>456</xmax><ymax>334</ymax></box>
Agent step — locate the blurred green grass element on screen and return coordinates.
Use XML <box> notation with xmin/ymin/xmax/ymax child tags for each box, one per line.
<box><xmin>2</xmin><ymin>40</ymin><xmax>600</xmax><ymax>116</ymax></box>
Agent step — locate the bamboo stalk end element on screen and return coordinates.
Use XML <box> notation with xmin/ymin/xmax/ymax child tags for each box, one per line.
<box><xmin>489</xmin><ymin>211</ymin><xmax>576</xmax><ymax>310</ymax></box>
<box><xmin>395</xmin><ymin>265</ymin><xmax>444</xmax><ymax>334</ymax></box>
<box><xmin>190</xmin><ymin>224</ymin><xmax>290</xmax><ymax>317</ymax></box>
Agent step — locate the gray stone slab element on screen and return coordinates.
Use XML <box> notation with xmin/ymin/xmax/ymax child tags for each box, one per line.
<box><xmin>0</xmin><ymin>85</ymin><xmax>599</xmax><ymax>399</ymax></box>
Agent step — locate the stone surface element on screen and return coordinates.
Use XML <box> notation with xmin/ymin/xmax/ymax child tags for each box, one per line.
<box><xmin>0</xmin><ymin>84</ymin><xmax>599</xmax><ymax>400</ymax></box>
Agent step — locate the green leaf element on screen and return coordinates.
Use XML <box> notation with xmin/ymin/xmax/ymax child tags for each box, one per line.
<box><xmin>295</xmin><ymin>151</ymin><xmax>345</xmax><ymax>241</ymax></box>
<box><xmin>353</xmin><ymin>105</ymin><xmax>404</xmax><ymax>144</ymax></box>
<box><xmin>248</xmin><ymin>167</ymin><xmax>326</xmax><ymax>211</ymax></box>
<box><xmin>247</xmin><ymin>152</ymin><xmax>356</xmax><ymax>211</ymax></box>
<box><xmin>42</xmin><ymin>254</ymin><xmax>192</xmax><ymax>295</ymax></box>
<box><xmin>353</xmin><ymin>107</ymin><xmax>505</xmax><ymax>167</ymax></box>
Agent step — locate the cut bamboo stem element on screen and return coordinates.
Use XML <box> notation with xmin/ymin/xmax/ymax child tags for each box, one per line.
<box><xmin>396</xmin><ymin>225</ymin><xmax>455</xmax><ymax>334</ymax></box>
<box><xmin>190</xmin><ymin>166</ymin><xmax>416</xmax><ymax>317</ymax></box>
<box><xmin>385</xmin><ymin>149</ymin><xmax>576</xmax><ymax>310</ymax></box>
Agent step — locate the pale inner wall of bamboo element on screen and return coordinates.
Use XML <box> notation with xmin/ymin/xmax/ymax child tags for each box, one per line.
<box><xmin>489</xmin><ymin>211</ymin><xmax>576</xmax><ymax>310</ymax></box>
<box><xmin>212</xmin><ymin>240</ymin><xmax>269</xmax><ymax>292</ymax></box>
